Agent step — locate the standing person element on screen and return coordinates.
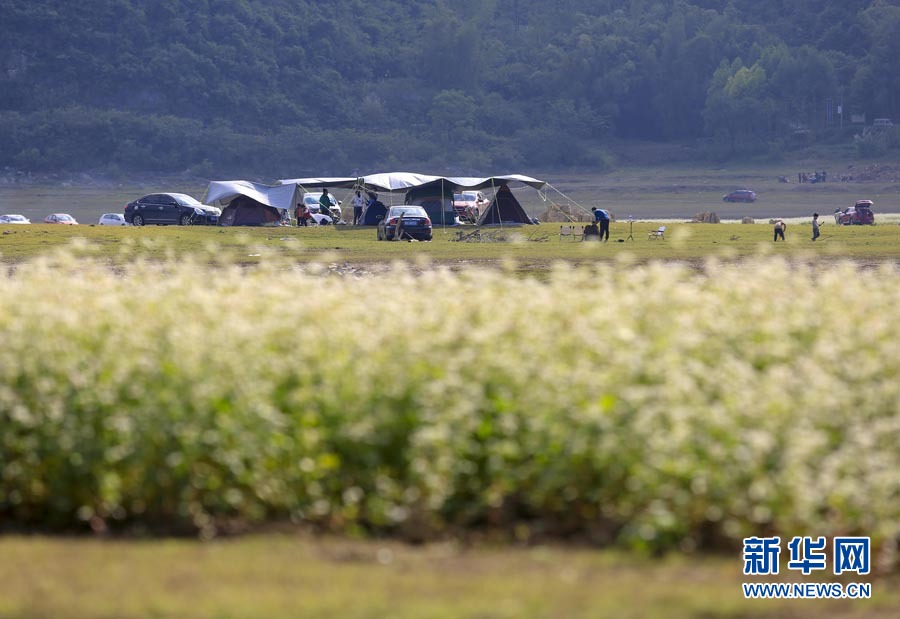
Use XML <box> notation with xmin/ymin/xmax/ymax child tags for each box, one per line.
<box><xmin>773</xmin><ymin>219</ymin><xmax>786</xmax><ymax>242</ymax></box>
<box><xmin>811</xmin><ymin>212</ymin><xmax>820</xmax><ymax>241</ymax></box>
<box><xmin>319</xmin><ymin>188</ymin><xmax>333</xmax><ymax>220</ymax></box>
<box><xmin>351</xmin><ymin>190</ymin><xmax>364</xmax><ymax>225</ymax></box>
<box><xmin>592</xmin><ymin>207</ymin><xmax>611</xmax><ymax>241</ymax></box>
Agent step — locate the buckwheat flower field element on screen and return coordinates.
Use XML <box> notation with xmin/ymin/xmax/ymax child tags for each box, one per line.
<box><xmin>1</xmin><ymin>251</ymin><xmax>898</xmax><ymax>567</ymax></box>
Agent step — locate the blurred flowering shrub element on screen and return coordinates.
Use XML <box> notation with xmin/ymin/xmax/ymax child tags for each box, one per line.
<box><xmin>1</xmin><ymin>251</ymin><xmax>897</xmax><ymax>562</ymax></box>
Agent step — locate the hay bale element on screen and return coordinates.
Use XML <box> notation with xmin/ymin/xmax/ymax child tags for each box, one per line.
<box><xmin>693</xmin><ymin>211</ymin><xmax>720</xmax><ymax>223</ymax></box>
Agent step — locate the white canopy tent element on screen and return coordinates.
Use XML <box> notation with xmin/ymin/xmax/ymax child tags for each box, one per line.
<box><xmin>278</xmin><ymin>173</ymin><xmax>550</xmax><ymax>226</ymax></box>
<box><xmin>245</xmin><ymin>171</ymin><xmax>594</xmax><ymax>225</ymax></box>
<box><xmin>278</xmin><ymin>173</ymin><xmax>546</xmax><ymax>193</ymax></box>
<box><xmin>205</xmin><ymin>180</ymin><xmax>298</xmax><ymax>211</ymax></box>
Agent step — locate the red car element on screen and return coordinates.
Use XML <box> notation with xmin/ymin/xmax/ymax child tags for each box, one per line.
<box><xmin>43</xmin><ymin>213</ymin><xmax>79</xmax><ymax>225</ymax></box>
<box><xmin>834</xmin><ymin>200</ymin><xmax>875</xmax><ymax>225</ymax></box>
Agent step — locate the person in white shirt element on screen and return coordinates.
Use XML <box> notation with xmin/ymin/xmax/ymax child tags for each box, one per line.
<box><xmin>351</xmin><ymin>190</ymin><xmax>364</xmax><ymax>225</ymax></box>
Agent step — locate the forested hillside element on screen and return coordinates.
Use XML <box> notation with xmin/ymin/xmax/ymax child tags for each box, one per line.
<box><xmin>1</xmin><ymin>0</ymin><xmax>898</xmax><ymax>177</ymax></box>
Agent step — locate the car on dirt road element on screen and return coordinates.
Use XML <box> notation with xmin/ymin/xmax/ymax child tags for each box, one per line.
<box><xmin>0</xmin><ymin>214</ymin><xmax>31</xmax><ymax>224</ymax></box>
<box><xmin>723</xmin><ymin>189</ymin><xmax>757</xmax><ymax>203</ymax></box>
<box><xmin>834</xmin><ymin>200</ymin><xmax>875</xmax><ymax>225</ymax></box>
<box><xmin>124</xmin><ymin>193</ymin><xmax>220</xmax><ymax>226</ymax></box>
<box><xmin>99</xmin><ymin>213</ymin><xmax>130</xmax><ymax>226</ymax></box>
<box><xmin>43</xmin><ymin>213</ymin><xmax>79</xmax><ymax>225</ymax></box>
<box><xmin>377</xmin><ymin>205</ymin><xmax>432</xmax><ymax>241</ymax></box>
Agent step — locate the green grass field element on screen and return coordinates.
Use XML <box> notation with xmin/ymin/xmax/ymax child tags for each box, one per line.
<box><xmin>1</xmin><ymin>536</ymin><xmax>897</xmax><ymax>619</ymax></box>
<box><xmin>2</xmin><ymin>218</ymin><xmax>900</xmax><ymax>267</ymax></box>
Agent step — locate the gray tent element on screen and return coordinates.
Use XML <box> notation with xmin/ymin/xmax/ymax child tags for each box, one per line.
<box><xmin>476</xmin><ymin>184</ymin><xmax>534</xmax><ymax>225</ymax></box>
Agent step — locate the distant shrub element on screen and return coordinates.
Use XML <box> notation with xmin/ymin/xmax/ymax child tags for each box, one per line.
<box><xmin>741</xmin><ymin>217</ymin><xmax>755</xmax><ymax>224</ymax></box>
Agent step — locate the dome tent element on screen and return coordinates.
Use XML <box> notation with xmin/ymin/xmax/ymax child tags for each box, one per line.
<box><xmin>205</xmin><ymin>180</ymin><xmax>296</xmax><ymax>227</ymax></box>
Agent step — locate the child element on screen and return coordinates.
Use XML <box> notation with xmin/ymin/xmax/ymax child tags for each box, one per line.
<box><xmin>296</xmin><ymin>204</ymin><xmax>310</xmax><ymax>227</ymax></box>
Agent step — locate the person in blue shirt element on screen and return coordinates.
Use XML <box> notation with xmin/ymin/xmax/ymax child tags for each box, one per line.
<box><xmin>592</xmin><ymin>207</ymin><xmax>610</xmax><ymax>241</ymax></box>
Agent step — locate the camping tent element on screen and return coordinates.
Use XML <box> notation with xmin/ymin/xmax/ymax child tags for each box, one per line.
<box><xmin>219</xmin><ymin>195</ymin><xmax>282</xmax><ymax>226</ymax></box>
<box><xmin>277</xmin><ymin>173</ymin><xmax>548</xmax><ymax>226</ymax></box>
<box><xmin>359</xmin><ymin>195</ymin><xmax>388</xmax><ymax>225</ymax></box>
<box><xmin>403</xmin><ymin>179</ymin><xmax>458</xmax><ymax>226</ymax></box>
<box><xmin>205</xmin><ymin>180</ymin><xmax>297</xmax><ymax>227</ymax></box>
<box><xmin>476</xmin><ymin>184</ymin><xmax>534</xmax><ymax>225</ymax></box>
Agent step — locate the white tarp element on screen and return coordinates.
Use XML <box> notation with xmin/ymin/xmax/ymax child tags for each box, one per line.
<box><xmin>279</xmin><ymin>173</ymin><xmax>546</xmax><ymax>193</ymax></box>
<box><xmin>277</xmin><ymin>177</ymin><xmax>359</xmax><ymax>190</ymax></box>
<box><xmin>205</xmin><ymin>180</ymin><xmax>298</xmax><ymax>210</ymax></box>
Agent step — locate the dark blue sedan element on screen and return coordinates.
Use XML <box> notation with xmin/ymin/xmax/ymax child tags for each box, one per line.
<box><xmin>377</xmin><ymin>206</ymin><xmax>433</xmax><ymax>241</ymax></box>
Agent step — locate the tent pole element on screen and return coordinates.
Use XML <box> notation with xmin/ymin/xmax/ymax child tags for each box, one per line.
<box><xmin>491</xmin><ymin>178</ymin><xmax>498</xmax><ymax>228</ymax></box>
<box><xmin>545</xmin><ymin>182</ymin><xmax>592</xmax><ymax>221</ymax></box>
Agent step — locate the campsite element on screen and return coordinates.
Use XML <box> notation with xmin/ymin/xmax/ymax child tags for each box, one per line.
<box><xmin>2</xmin><ymin>165</ymin><xmax>900</xmax><ymax>618</ymax></box>
<box><xmin>4</xmin><ymin>0</ymin><xmax>900</xmax><ymax>615</ymax></box>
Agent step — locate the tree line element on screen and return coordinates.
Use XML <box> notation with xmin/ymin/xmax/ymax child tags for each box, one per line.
<box><xmin>1</xmin><ymin>0</ymin><xmax>898</xmax><ymax>177</ymax></box>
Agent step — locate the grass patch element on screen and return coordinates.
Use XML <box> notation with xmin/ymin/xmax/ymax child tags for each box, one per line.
<box><xmin>2</xmin><ymin>220</ymin><xmax>900</xmax><ymax>266</ymax></box>
<box><xmin>0</xmin><ymin>536</ymin><xmax>897</xmax><ymax>618</ymax></box>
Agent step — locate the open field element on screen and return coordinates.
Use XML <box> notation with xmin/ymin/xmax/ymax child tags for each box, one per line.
<box><xmin>2</xmin><ymin>218</ymin><xmax>900</xmax><ymax>266</ymax></box>
<box><xmin>1</xmin><ymin>535</ymin><xmax>897</xmax><ymax>619</ymax></box>
<box><xmin>3</xmin><ymin>163</ymin><xmax>899</xmax><ymax>618</ymax></box>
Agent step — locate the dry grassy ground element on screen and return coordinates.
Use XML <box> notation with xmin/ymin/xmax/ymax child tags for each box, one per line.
<box><xmin>0</xmin><ymin>536</ymin><xmax>897</xmax><ymax>619</ymax></box>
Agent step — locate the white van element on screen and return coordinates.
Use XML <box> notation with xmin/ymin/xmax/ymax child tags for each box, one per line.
<box><xmin>302</xmin><ymin>192</ymin><xmax>342</xmax><ymax>221</ymax></box>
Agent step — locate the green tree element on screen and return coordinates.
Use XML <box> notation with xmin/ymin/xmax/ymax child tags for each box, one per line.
<box><xmin>428</xmin><ymin>90</ymin><xmax>477</xmax><ymax>142</ymax></box>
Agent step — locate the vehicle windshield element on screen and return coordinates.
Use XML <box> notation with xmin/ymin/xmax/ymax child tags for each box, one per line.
<box><xmin>171</xmin><ymin>193</ymin><xmax>202</xmax><ymax>206</ymax></box>
<box><xmin>56</xmin><ymin>214</ymin><xmax>75</xmax><ymax>221</ymax></box>
<box><xmin>388</xmin><ymin>207</ymin><xmax>428</xmax><ymax>218</ymax></box>
<box><xmin>6</xmin><ymin>215</ymin><xmax>26</xmax><ymax>221</ymax></box>
<box><xmin>304</xmin><ymin>194</ymin><xmax>337</xmax><ymax>206</ymax></box>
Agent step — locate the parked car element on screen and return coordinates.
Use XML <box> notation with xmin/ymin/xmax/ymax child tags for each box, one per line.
<box><xmin>302</xmin><ymin>192</ymin><xmax>342</xmax><ymax>221</ymax></box>
<box><xmin>834</xmin><ymin>200</ymin><xmax>875</xmax><ymax>225</ymax></box>
<box><xmin>0</xmin><ymin>214</ymin><xmax>30</xmax><ymax>224</ymax></box>
<box><xmin>99</xmin><ymin>213</ymin><xmax>130</xmax><ymax>226</ymax></box>
<box><xmin>124</xmin><ymin>193</ymin><xmax>220</xmax><ymax>226</ymax></box>
<box><xmin>723</xmin><ymin>189</ymin><xmax>757</xmax><ymax>203</ymax></box>
<box><xmin>43</xmin><ymin>213</ymin><xmax>78</xmax><ymax>225</ymax></box>
<box><xmin>453</xmin><ymin>191</ymin><xmax>488</xmax><ymax>223</ymax></box>
<box><xmin>377</xmin><ymin>205</ymin><xmax>432</xmax><ymax>241</ymax></box>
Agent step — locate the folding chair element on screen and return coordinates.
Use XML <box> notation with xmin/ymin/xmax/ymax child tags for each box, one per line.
<box><xmin>648</xmin><ymin>225</ymin><xmax>666</xmax><ymax>240</ymax></box>
<box><xmin>559</xmin><ymin>224</ymin><xmax>584</xmax><ymax>241</ymax></box>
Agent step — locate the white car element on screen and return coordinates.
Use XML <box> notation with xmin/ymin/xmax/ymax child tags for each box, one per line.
<box><xmin>99</xmin><ymin>213</ymin><xmax>130</xmax><ymax>226</ymax></box>
<box><xmin>0</xmin><ymin>214</ymin><xmax>30</xmax><ymax>224</ymax></box>
<box><xmin>302</xmin><ymin>192</ymin><xmax>342</xmax><ymax>221</ymax></box>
